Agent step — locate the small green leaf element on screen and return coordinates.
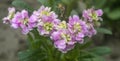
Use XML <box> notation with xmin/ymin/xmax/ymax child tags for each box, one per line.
<box><xmin>96</xmin><ymin>28</ymin><xmax>112</xmax><ymax>35</ymax></box>
<box><xmin>18</xmin><ymin>50</ymin><xmax>33</xmax><ymax>61</ymax></box>
<box><xmin>82</xmin><ymin>57</ymin><xmax>105</xmax><ymax>61</ymax></box>
<box><xmin>79</xmin><ymin>50</ymin><xmax>96</xmax><ymax>59</ymax></box>
<box><xmin>78</xmin><ymin>47</ymin><xmax>109</xmax><ymax>61</ymax></box>
<box><xmin>92</xmin><ymin>57</ymin><xmax>105</xmax><ymax>61</ymax></box>
<box><xmin>89</xmin><ymin>46</ymin><xmax>111</xmax><ymax>56</ymax></box>
<box><xmin>79</xmin><ymin>51</ymin><xmax>106</xmax><ymax>61</ymax></box>
<box><xmin>12</xmin><ymin>0</ymin><xmax>34</xmax><ymax>12</ymax></box>
<box><xmin>18</xmin><ymin>49</ymin><xmax>47</xmax><ymax>61</ymax></box>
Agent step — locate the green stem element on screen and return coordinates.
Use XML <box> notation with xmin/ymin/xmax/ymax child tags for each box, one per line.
<box><xmin>27</xmin><ymin>33</ymin><xmax>35</xmax><ymax>50</ymax></box>
<box><xmin>61</xmin><ymin>54</ymin><xmax>66</xmax><ymax>61</ymax></box>
<box><xmin>44</xmin><ymin>40</ymin><xmax>53</xmax><ymax>61</ymax></box>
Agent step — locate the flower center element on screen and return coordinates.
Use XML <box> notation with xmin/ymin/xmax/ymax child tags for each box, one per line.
<box><xmin>73</xmin><ymin>22</ymin><xmax>81</xmax><ymax>32</ymax></box>
<box><xmin>43</xmin><ymin>22</ymin><xmax>53</xmax><ymax>31</ymax></box>
<box><xmin>8</xmin><ymin>12</ymin><xmax>14</xmax><ymax>20</ymax></box>
<box><xmin>89</xmin><ymin>12</ymin><xmax>98</xmax><ymax>21</ymax></box>
<box><xmin>58</xmin><ymin>21</ymin><xmax>67</xmax><ymax>29</ymax></box>
<box><xmin>22</xmin><ymin>18</ymin><xmax>29</xmax><ymax>25</ymax></box>
<box><xmin>61</xmin><ymin>33</ymin><xmax>71</xmax><ymax>42</ymax></box>
<box><xmin>41</xmin><ymin>11</ymin><xmax>50</xmax><ymax>16</ymax></box>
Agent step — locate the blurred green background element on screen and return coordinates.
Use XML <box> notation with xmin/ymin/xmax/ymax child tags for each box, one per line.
<box><xmin>0</xmin><ymin>0</ymin><xmax>120</xmax><ymax>61</ymax></box>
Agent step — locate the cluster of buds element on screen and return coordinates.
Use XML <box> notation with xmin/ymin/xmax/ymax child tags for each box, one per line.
<box><xmin>3</xmin><ymin>6</ymin><xmax>103</xmax><ymax>53</ymax></box>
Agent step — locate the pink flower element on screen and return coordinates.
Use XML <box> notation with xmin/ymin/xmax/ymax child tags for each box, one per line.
<box><xmin>82</xmin><ymin>8</ymin><xmax>103</xmax><ymax>22</ymax></box>
<box><xmin>11</xmin><ymin>10</ymin><xmax>37</xmax><ymax>34</ymax></box>
<box><xmin>82</xmin><ymin>8</ymin><xmax>103</xmax><ymax>37</ymax></box>
<box><xmin>68</xmin><ymin>15</ymin><xmax>88</xmax><ymax>43</ymax></box>
<box><xmin>51</xmin><ymin>29</ymin><xmax>76</xmax><ymax>53</ymax></box>
<box><xmin>86</xmin><ymin>24</ymin><xmax>97</xmax><ymax>37</ymax></box>
<box><xmin>3</xmin><ymin>7</ymin><xmax>15</xmax><ymax>24</ymax></box>
<box><xmin>51</xmin><ymin>15</ymin><xmax>89</xmax><ymax>53</ymax></box>
<box><xmin>32</xmin><ymin>5</ymin><xmax>60</xmax><ymax>35</ymax></box>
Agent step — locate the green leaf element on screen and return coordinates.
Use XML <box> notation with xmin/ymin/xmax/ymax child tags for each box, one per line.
<box><xmin>107</xmin><ymin>9</ymin><xmax>120</xmax><ymax>20</ymax></box>
<box><xmin>92</xmin><ymin>57</ymin><xmax>105</xmax><ymax>61</ymax></box>
<box><xmin>18</xmin><ymin>49</ymin><xmax>47</xmax><ymax>61</ymax></box>
<box><xmin>79</xmin><ymin>50</ymin><xmax>96</xmax><ymax>59</ymax></box>
<box><xmin>18</xmin><ymin>50</ymin><xmax>33</xmax><ymax>61</ymax></box>
<box><xmin>82</xmin><ymin>57</ymin><xmax>105</xmax><ymax>61</ymax></box>
<box><xmin>78</xmin><ymin>47</ymin><xmax>110</xmax><ymax>61</ymax></box>
<box><xmin>79</xmin><ymin>41</ymin><xmax>93</xmax><ymax>49</ymax></box>
<box><xmin>12</xmin><ymin>0</ymin><xmax>34</xmax><ymax>12</ymax></box>
<box><xmin>65</xmin><ymin>44</ymin><xmax>80</xmax><ymax>60</ymax></box>
<box><xmin>103</xmin><ymin>7</ymin><xmax>110</xmax><ymax>14</ymax></box>
<box><xmin>27</xmin><ymin>33</ymin><xmax>35</xmax><ymax>49</ymax></box>
<box><xmin>89</xmin><ymin>46</ymin><xmax>111</xmax><ymax>56</ymax></box>
<box><xmin>79</xmin><ymin>50</ymin><xmax>106</xmax><ymax>61</ymax></box>
<box><xmin>96</xmin><ymin>28</ymin><xmax>112</xmax><ymax>35</ymax></box>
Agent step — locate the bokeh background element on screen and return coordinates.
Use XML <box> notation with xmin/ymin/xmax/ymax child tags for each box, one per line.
<box><xmin>0</xmin><ymin>0</ymin><xmax>120</xmax><ymax>61</ymax></box>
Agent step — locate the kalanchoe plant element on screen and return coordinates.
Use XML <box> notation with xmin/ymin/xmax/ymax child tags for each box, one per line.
<box><xmin>2</xmin><ymin>0</ymin><xmax>111</xmax><ymax>61</ymax></box>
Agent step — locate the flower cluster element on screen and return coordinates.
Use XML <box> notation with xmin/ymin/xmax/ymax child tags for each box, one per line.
<box><xmin>32</xmin><ymin>6</ymin><xmax>60</xmax><ymax>35</ymax></box>
<box><xmin>3</xmin><ymin>7</ymin><xmax>15</xmax><ymax>24</ymax></box>
<box><xmin>82</xmin><ymin>8</ymin><xmax>103</xmax><ymax>22</ymax></box>
<box><xmin>51</xmin><ymin>15</ymin><xmax>88</xmax><ymax>53</ymax></box>
<box><xmin>82</xmin><ymin>8</ymin><xmax>103</xmax><ymax>37</ymax></box>
<box><xmin>3</xmin><ymin>7</ymin><xmax>37</xmax><ymax>34</ymax></box>
<box><xmin>3</xmin><ymin>6</ymin><xmax>103</xmax><ymax>53</ymax></box>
